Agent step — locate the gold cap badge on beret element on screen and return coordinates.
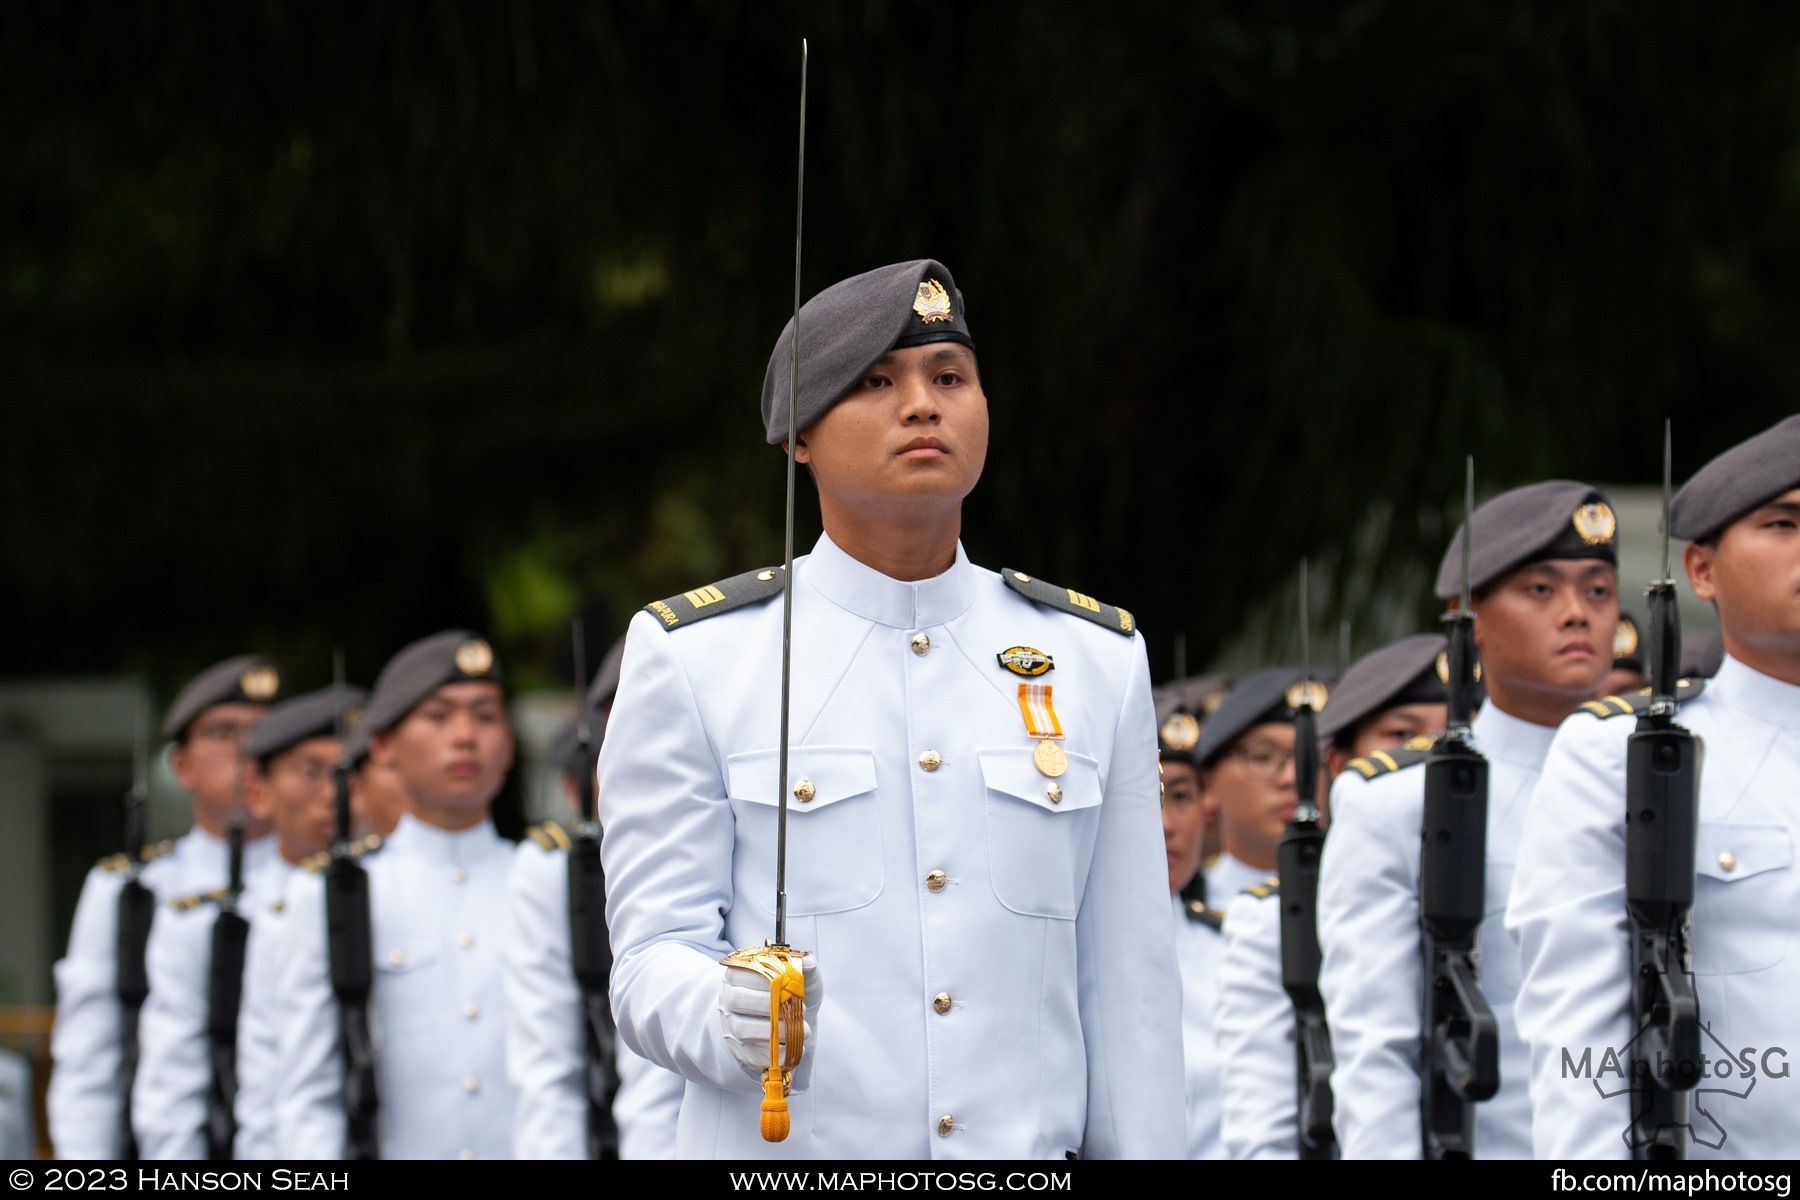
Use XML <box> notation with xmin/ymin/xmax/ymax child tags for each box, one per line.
<box><xmin>1285</xmin><ymin>680</ymin><xmax>1329</xmax><ymax>711</ymax></box>
<box><xmin>1572</xmin><ymin>502</ymin><xmax>1618</xmax><ymax>546</ymax></box>
<box><xmin>1614</xmin><ymin>617</ymin><xmax>1640</xmax><ymax>658</ymax></box>
<box><xmin>454</xmin><ymin>639</ymin><xmax>494</xmax><ymax>676</ymax></box>
<box><xmin>239</xmin><ymin>666</ymin><xmax>281</xmax><ymax>701</ymax></box>
<box><xmin>1159</xmin><ymin>711</ymin><xmax>1201</xmax><ymax>751</ymax></box>
<box><xmin>912</xmin><ymin>279</ymin><xmax>952</xmax><ymax>324</ymax></box>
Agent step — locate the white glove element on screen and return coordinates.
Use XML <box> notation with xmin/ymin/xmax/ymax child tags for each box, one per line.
<box><xmin>719</xmin><ymin>951</ymin><xmax>821</xmax><ymax>1091</ymax></box>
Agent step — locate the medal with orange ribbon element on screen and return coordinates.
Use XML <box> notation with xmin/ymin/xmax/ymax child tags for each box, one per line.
<box><xmin>1017</xmin><ymin>682</ymin><xmax>1068</xmax><ymax>777</ymax></box>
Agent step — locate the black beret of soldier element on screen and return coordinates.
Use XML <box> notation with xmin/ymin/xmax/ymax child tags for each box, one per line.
<box><xmin>1316</xmin><ymin>634</ymin><xmax>1447</xmax><ymax>743</ymax></box>
<box><xmin>245</xmin><ymin>685</ymin><xmax>367</xmax><ymax>765</ymax></box>
<box><xmin>359</xmin><ymin>630</ymin><xmax>504</xmax><ymax>737</ymax></box>
<box><xmin>161</xmin><ymin>655</ymin><xmax>286</xmax><ymax>741</ymax></box>
<box><xmin>1434</xmin><ymin>480</ymin><xmax>1619</xmax><ymax>601</ymax></box>
<box><xmin>1669</xmin><ymin>414</ymin><xmax>1800</xmax><ymax>541</ymax></box>
<box><xmin>761</xmin><ymin>259</ymin><xmax>975</xmax><ymax>445</ymax></box>
<box><xmin>1197</xmin><ymin>666</ymin><xmax>1329</xmax><ymax>768</ymax></box>
<box><xmin>1612</xmin><ymin>612</ymin><xmax>1644</xmax><ymax>673</ymax></box>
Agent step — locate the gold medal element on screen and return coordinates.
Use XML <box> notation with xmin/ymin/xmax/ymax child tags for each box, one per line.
<box><xmin>1033</xmin><ymin>738</ymin><xmax>1067</xmax><ymax>778</ymax></box>
<box><xmin>1018</xmin><ymin>682</ymin><xmax>1068</xmax><ymax>776</ymax></box>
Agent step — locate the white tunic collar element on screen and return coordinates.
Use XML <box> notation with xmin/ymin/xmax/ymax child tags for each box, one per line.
<box><xmin>386</xmin><ymin>812</ymin><xmax>498</xmax><ymax>862</ymax></box>
<box><xmin>1470</xmin><ymin>700</ymin><xmax>1559</xmax><ymax>768</ymax></box>
<box><xmin>1707</xmin><ymin>653</ymin><xmax>1800</xmax><ymax>732</ymax></box>
<box><xmin>801</xmin><ymin>531</ymin><xmax>978</xmax><ymax>630</ymax></box>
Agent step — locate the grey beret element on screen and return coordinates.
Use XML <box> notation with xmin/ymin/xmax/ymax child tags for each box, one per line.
<box><xmin>342</xmin><ymin>718</ymin><xmax>374</xmax><ymax>769</ymax></box>
<box><xmin>360</xmin><ymin>630</ymin><xmax>504</xmax><ymax>736</ymax></box>
<box><xmin>245</xmin><ymin>685</ymin><xmax>367</xmax><ymax>763</ymax></box>
<box><xmin>760</xmin><ymin>259</ymin><xmax>974</xmax><ymax>444</ymax></box>
<box><xmin>590</xmin><ymin>633</ymin><xmax>628</xmax><ymax>715</ymax></box>
<box><xmin>1669</xmin><ymin>414</ymin><xmax>1800</xmax><ymax>541</ymax></box>
<box><xmin>1679</xmin><ymin>628</ymin><xmax>1725</xmax><ymax>681</ymax></box>
<box><xmin>1434</xmin><ymin>480</ymin><xmax>1619</xmax><ymax>600</ymax></box>
<box><xmin>1316</xmin><ymin>634</ymin><xmax>1447</xmax><ymax>742</ymax></box>
<box><xmin>1197</xmin><ymin>666</ymin><xmax>1328</xmax><ymax>767</ymax></box>
<box><xmin>548</xmin><ymin>706</ymin><xmax>610</xmax><ymax>782</ymax></box>
<box><xmin>161</xmin><ymin>654</ymin><xmax>286</xmax><ymax>740</ymax></box>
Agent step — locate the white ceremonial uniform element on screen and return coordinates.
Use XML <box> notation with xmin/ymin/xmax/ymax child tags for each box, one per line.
<box><xmin>273</xmin><ymin>814</ymin><xmax>516</xmax><ymax>1159</ymax></box>
<box><xmin>1172</xmin><ymin>894</ymin><xmax>1226</xmax><ymax>1159</ymax></box>
<box><xmin>1216</xmin><ymin>879</ymin><xmax>1300</xmax><ymax>1158</ymax></box>
<box><xmin>598</xmin><ymin>534</ymin><xmax>1184</xmax><ymax>1159</ymax></box>
<box><xmin>1317</xmin><ymin>703</ymin><xmax>1548</xmax><ymax>1159</ymax></box>
<box><xmin>132</xmin><ymin>853</ymin><xmax>287</xmax><ymax>1159</ymax></box>
<box><xmin>1205</xmin><ymin>852</ymin><xmax>1268</xmax><ymax>906</ymax></box>
<box><xmin>232</xmin><ymin>858</ymin><xmax>301</xmax><ymax>1159</ymax></box>
<box><xmin>48</xmin><ymin>828</ymin><xmax>273</xmax><ymax>1159</ymax></box>
<box><xmin>1508</xmin><ymin>656</ymin><xmax>1800</xmax><ymax>1159</ymax></box>
<box><xmin>504</xmin><ymin>833</ymin><xmax>685</xmax><ymax>1160</ymax></box>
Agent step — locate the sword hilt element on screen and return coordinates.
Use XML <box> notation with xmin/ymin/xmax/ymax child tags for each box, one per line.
<box><xmin>723</xmin><ymin>942</ymin><xmax>807</xmax><ymax>1143</ymax></box>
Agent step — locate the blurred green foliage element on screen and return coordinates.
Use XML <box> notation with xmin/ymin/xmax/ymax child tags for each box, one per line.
<box><xmin>5</xmin><ymin>0</ymin><xmax>1799</xmax><ymax>701</ymax></box>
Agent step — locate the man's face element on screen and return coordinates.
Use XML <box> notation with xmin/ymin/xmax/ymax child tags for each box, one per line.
<box><xmin>1471</xmin><ymin>559</ymin><xmax>1619</xmax><ymax>709</ymax></box>
<box><xmin>169</xmin><ymin>702</ymin><xmax>271</xmax><ymax>837</ymax></box>
<box><xmin>371</xmin><ymin>682</ymin><xmax>514</xmax><ymax>816</ymax></box>
<box><xmin>793</xmin><ymin>342</ymin><xmax>989</xmax><ymax>520</ymax></box>
<box><xmin>1686</xmin><ymin>488</ymin><xmax>1800</xmax><ymax>669</ymax></box>
<box><xmin>1199</xmin><ymin>721</ymin><xmax>1297</xmax><ymax>870</ymax></box>
<box><xmin>245</xmin><ymin>735</ymin><xmax>341</xmax><ymax>863</ymax></box>
<box><xmin>1160</xmin><ymin>760</ymin><xmax>1211</xmax><ymax>895</ymax></box>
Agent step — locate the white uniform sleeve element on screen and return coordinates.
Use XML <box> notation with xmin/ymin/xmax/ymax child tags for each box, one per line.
<box><xmin>614</xmin><ymin>1038</ymin><xmax>686</xmax><ymax>1159</ymax></box>
<box><xmin>131</xmin><ymin>906</ymin><xmax>211</xmax><ymax>1159</ymax></box>
<box><xmin>504</xmin><ymin>841</ymin><xmax>587</xmax><ymax>1160</ymax></box>
<box><xmin>271</xmin><ymin>873</ymin><xmax>347</xmax><ymax>1159</ymax></box>
<box><xmin>1074</xmin><ymin>639</ymin><xmax>1188</xmax><ymax>1159</ymax></box>
<box><xmin>47</xmin><ymin>866</ymin><xmax>128</xmax><ymax>1159</ymax></box>
<box><xmin>597</xmin><ymin>613</ymin><xmax>769</xmax><ymax>1095</ymax></box>
<box><xmin>1317</xmin><ymin>767</ymin><xmax>1425</xmax><ymax>1158</ymax></box>
<box><xmin>1505</xmin><ymin>714</ymin><xmax>1634</xmax><ymax>1159</ymax></box>
<box><xmin>1217</xmin><ymin>889</ymin><xmax>1296</xmax><ymax>1158</ymax></box>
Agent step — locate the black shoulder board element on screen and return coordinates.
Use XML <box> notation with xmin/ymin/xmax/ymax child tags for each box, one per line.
<box><xmin>646</xmin><ymin>565</ymin><xmax>784</xmax><ymax>631</ymax></box>
<box><xmin>1345</xmin><ymin>738</ymin><xmax>1437</xmax><ymax>780</ymax></box>
<box><xmin>1183</xmin><ymin>898</ymin><xmax>1225</xmax><ymax>930</ymax></box>
<box><xmin>1001</xmin><ymin>569</ymin><xmax>1136</xmax><ymax>637</ymax></box>
<box><xmin>1578</xmin><ymin>678</ymin><xmax>1706</xmax><ymax>720</ymax></box>
<box><xmin>1242</xmin><ymin>876</ymin><xmax>1280</xmax><ymax>901</ymax></box>
<box><xmin>526</xmin><ymin>821</ymin><xmax>573</xmax><ymax>852</ymax></box>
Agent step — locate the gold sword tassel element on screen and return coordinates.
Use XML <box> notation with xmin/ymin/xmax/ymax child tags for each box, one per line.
<box><xmin>722</xmin><ymin>944</ymin><xmax>806</xmax><ymax>1141</ymax></box>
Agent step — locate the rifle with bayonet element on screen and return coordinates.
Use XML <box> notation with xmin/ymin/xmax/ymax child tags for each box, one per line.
<box><xmin>566</xmin><ymin>618</ymin><xmax>622</xmax><ymax>1160</ymax></box>
<box><xmin>203</xmin><ymin>796</ymin><xmax>250</xmax><ymax>1159</ymax></box>
<box><xmin>1419</xmin><ymin>458</ymin><xmax>1501</xmax><ymax>1159</ymax></box>
<box><xmin>1277</xmin><ymin>562</ymin><xmax>1337</xmax><ymax>1160</ymax></box>
<box><xmin>115</xmin><ymin>699</ymin><xmax>155</xmax><ymax>1160</ymax></box>
<box><xmin>325</xmin><ymin>650</ymin><xmax>380</xmax><ymax>1159</ymax></box>
<box><xmin>718</xmin><ymin>39</ymin><xmax>810</xmax><ymax>1144</ymax></box>
<box><xmin>1624</xmin><ymin>422</ymin><xmax>1703</xmax><ymax>1159</ymax></box>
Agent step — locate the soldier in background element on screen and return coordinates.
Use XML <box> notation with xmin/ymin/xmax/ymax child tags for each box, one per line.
<box><xmin>133</xmin><ymin>685</ymin><xmax>364</xmax><ymax>1159</ymax></box>
<box><xmin>1216</xmin><ymin>633</ymin><xmax>1447</xmax><ymax>1158</ymax></box>
<box><xmin>1318</xmin><ymin>481</ymin><xmax>1621</xmax><ymax>1157</ymax></box>
<box><xmin>48</xmin><ymin>656</ymin><xmax>284</xmax><ymax>1159</ymax></box>
<box><xmin>274</xmin><ymin>631</ymin><xmax>518</xmax><ymax>1159</ymax></box>
<box><xmin>1604</xmin><ymin>611</ymin><xmax>1648</xmax><ymax>696</ymax></box>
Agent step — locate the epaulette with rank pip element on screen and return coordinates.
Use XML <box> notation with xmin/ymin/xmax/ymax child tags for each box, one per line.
<box><xmin>1001</xmin><ymin>569</ymin><xmax>1136</xmax><ymax>637</ymax></box>
<box><xmin>646</xmin><ymin>566</ymin><xmax>785</xmax><ymax>631</ymax></box>
<box><xmin>171</xmin><ymin>887</ymin><xmax>231</xmax><ymax>913</ymax></box>
<box><xmin>526</xmin><ymin>821</ymin><xmax>575</xmax><ymax>852</ymax></box>
<box><xmin>301</xmin><ymin>833</ymin><xmax>386</xmax><ymax>874</ymax></box>
<box><xmin>1242</xmin><ymin>876</ymin><xmax>1281</xmax><ymax>901</ymax></box>
<box><xmin>1578</xmin><ymin>679</ymin><xmax>1706</xmax><ymax>720</ymax></box>
<box><xmin>1345</xmin><ymin>734</ymin><xmax>1439</xmax><ymax>781</ymax></box>
<box><xmin>1182</xmin><ymin>897</ymin><xmax>1226</xmax><ymax>930</ymax></box>
<box><xmin>96</xmin><ymin>840</ymin><xmax>174</xmax><ymax>873</ymax></box>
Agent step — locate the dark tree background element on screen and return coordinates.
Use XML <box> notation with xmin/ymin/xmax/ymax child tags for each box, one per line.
<box><xmin>5</xmin><ymin>0</ymin><xmax>1799</xmax><ymax>700</ymax></box>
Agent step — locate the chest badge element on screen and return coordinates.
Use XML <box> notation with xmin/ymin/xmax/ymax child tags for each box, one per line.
<box><xmin>997</xmin><ymin>646</ymin><xmax>1055</xmax><ymax>677</ymax></box>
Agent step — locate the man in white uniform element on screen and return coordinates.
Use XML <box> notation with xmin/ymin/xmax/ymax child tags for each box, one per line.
<box><xmin>48</xmin><ymin>655</ymin><xmax>283</xmax><ymax>1159</ymax></box>
<box><xmin>597</xmin><ymin>259</ymin><xmax>1183</xmax><ymax>1159</ymax></box>
<box><xmin>133</xmin><ymin>685</ymin><xmax>364</xmax><ymax>1159</ymax></box>
<box><xmin>1509</xmin><ymin>415</ymin><xmax>1800</xmax><ymax>1158</ymax></box>
<box><xmin>274</xmin><ymin>631</ymin><xmax>518</xmax><ymax>1159</ymax></box>
<box><xmin>1217</xmin><ymin>632</ymin><xmax>1446</xmax><ymax>1158</ymax></box>
<box><xmin>1194</xmin><ymin>668</ymin><xmax>1321</xmax><ymax>903</ymax></box>
<box><xmin>1318</xmin><ymin>480</ymin><xmax>1620</xmax><ymax>1158</ymax></box>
